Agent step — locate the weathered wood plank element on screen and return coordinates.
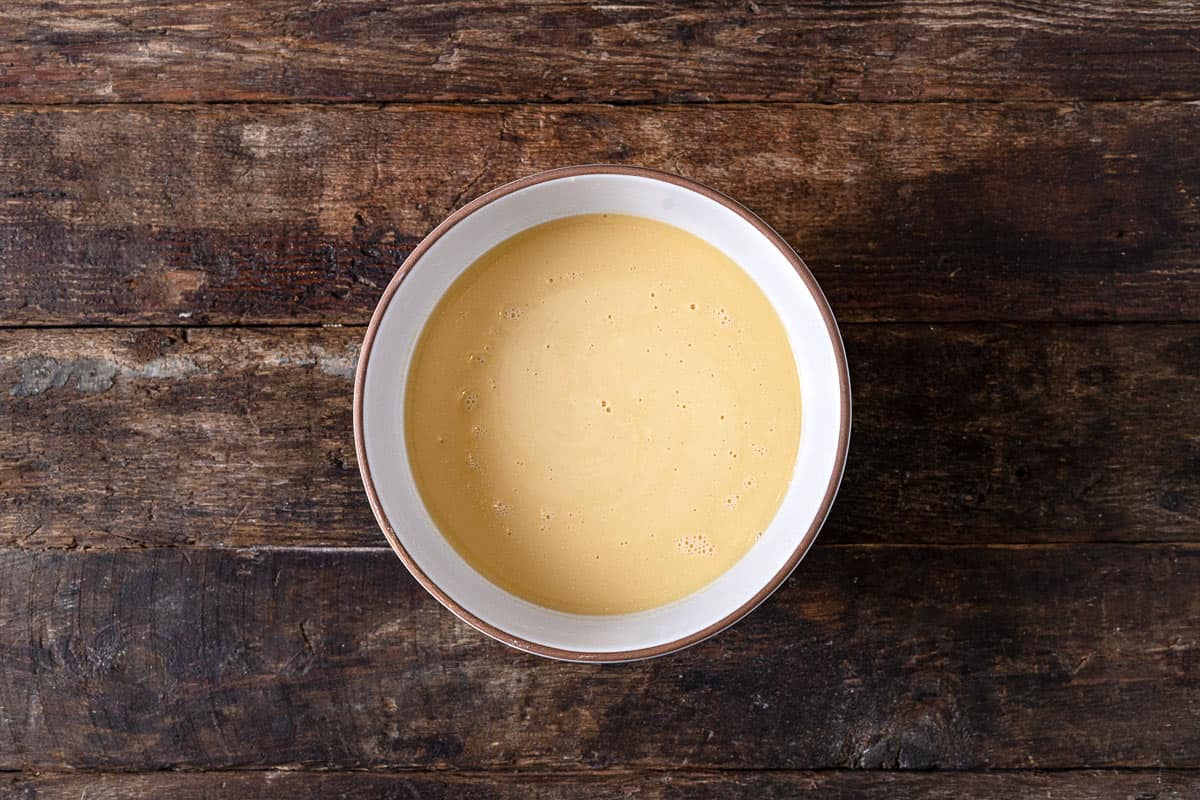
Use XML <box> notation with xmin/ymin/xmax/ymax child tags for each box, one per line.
<box><xmin>5</xmin><ymin>769</ymin><xmax>1200</xmax><ymax>799</ymax></box>
<box><xmin>0</xmin><ymin>328</ymin><xmax>362</xmax><ymax>549</ymax></box>
<box><xmin>1</xmin><ymin>103</ymin><xmax>1199</xmax><ymax>324</ymax></box>
<box><xmin>1</xmin><ymin>1</ymin><xmax>1198</xmax><ymax>104</ymax></box>
<box><xmin>0</xmin><ymin>545</ymin><xmax>1197</xmax><ymax>770</ymax></box>
<box><xmin>2</xmin><ymin>324</ymin><xmax>1196</xmax><ymax>549</ymax></box>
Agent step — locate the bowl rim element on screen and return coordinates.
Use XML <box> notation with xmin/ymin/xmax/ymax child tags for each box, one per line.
<box><xmin>354</xmin><ymin>164</ymin><xmax>851</xmax><ymax>662</ymax></box>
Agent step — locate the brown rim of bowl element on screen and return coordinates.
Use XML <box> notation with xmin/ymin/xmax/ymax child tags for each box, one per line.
<box><xmin>354</xmin><ymin>164</ymin><xmax>851</xmax><ymax>663</ymax></box>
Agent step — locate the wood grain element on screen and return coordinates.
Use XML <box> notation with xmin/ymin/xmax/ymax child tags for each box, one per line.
<box><xmin>1</xmin><ymin>103</ymin><xmax>1199</xmax><ymax>325</ymax></box>
<box><xmin>5</xmin><ymin>769</ymin><xmax>1200</xmax><ymax>799</ymax></box>
<box><xmin>2</xmin><ymin>324</ymin><xmax>1197</xmax><ymax>550</ymax></box>
<box><xmin>2</xmin><ymin>0</ymin><xmax>1197</xmax><ymax>789</ymax></box>
<box><xmin>0</xmin><ymin>544</ymin><xmax>1197</xmax><ymax>770</ymax></box>
<box><xmin>2</xmin><ymin>1</ymin><xmax>1199</xmax><ymax>104</ymax></box>
<box><xmin>0</xmin><ymin>328</ymin><xmax>362</xmax><ymax>549</ymax></box>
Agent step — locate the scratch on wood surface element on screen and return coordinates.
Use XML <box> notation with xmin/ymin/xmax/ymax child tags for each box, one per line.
<box><xmin>225</xmin><ymin>504</ymin><xmax>249</xmax><ymax>537</ymax></box>
<box><xmin>447</xmin><ymin>162</ymin><xmax>490</xmax><ymax>212</ymax></box>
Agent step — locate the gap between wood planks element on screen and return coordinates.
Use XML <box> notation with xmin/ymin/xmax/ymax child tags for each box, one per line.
<box><xmin>5</xmin><ymin>768</ymin><xmax>1200</xmax><ymax>800</ymax></box>
<box><xmin>1</xmin><ymin>765</ymin><xmax>1198</xmax><ymax>775</ymax></box>
<box><xmin>3</xmin><ymin>97</ymin><xmax>1200</xmax><ymax>108</ymax></box>
<box><xmin>5</xmin><ymin>320</ymin><xmax>1200</xmax><ymax>331</ymax></box>
<box><xmin>2</xmin><ymin>543</ymin><xmax>1199</xmax><ymax>554</ymax></box>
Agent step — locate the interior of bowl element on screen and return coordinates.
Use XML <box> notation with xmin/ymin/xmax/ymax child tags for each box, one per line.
<box><xmin>358</xmin><ymin>169</ymin><xmax>848</xmax><ymax>660</ymax></box>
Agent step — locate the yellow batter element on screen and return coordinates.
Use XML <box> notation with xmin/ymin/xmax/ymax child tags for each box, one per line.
<box><xmin>406</xmin><ymin>214</ymin><xmax>801</xmax><ymax>614</ymax></box>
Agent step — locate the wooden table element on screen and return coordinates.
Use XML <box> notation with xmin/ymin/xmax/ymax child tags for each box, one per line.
<box><xmin>2</xmin><ymin>3</ymin><xmax>1199</xmax><ymax>797</ymax></box>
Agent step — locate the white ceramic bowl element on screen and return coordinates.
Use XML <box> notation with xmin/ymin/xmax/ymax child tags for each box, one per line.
<box><xmin>355</xmin><ymin>165</ymin><xmax>850</xmax><ymax>662</ymax></box>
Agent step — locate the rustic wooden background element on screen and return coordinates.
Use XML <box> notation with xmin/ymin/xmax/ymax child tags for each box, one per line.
<box><xmin>2</xmin><ymin>1</ymin><xmax>1199</xmax><ymax>798</ymax></box>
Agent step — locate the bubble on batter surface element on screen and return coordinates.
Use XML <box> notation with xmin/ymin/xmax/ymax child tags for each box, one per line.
<box><xmin>501</xmin><ymin>305</ymin><xmax>524</xmax><ymax>321</ymax></box>
<box><xmin>724</xmin><ymin>494</ymin><xmax>741</xmax><ymax>509</ymax></box>
<box><xmin>491</xmin><ymin>500</ymin><xmax>511</xmax><ymax>517</ymax></box>
<box><xmin>750</xmin><ymin>442</ymin><xmax>768</xmax><ymax>456</ymax></box>
<box><xmin>462</xmin><ymin>391</ymin><xmax>479</xmax><ymax>412</ymax></box>
<box><xmin>465</xmin><ymin>452</ymin><xmax>479</xmax><ymax>471</ymax></box>
<box><xmin>675</xmin><ymin>533</ymin><xmax>715</xmax><ymax>557</ymax></box>
<box><xmin>716</xmin><ymin>307</ymin><xmax>733</xmax><ymax>326</ymax></box>
<box><xmin>743</xmin><ymin>476</ymin><xmax>757</xmax><ymax>489</ymax></box>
